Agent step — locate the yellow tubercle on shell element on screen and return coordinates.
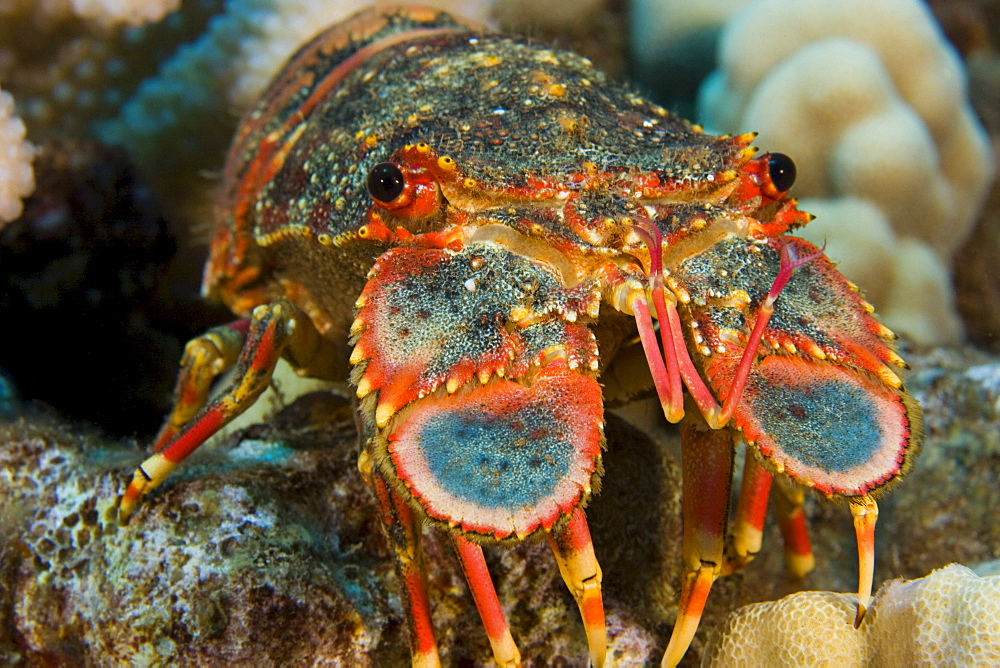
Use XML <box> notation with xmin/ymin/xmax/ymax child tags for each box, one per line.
<box><xmin>349</xmin><ymin>346</ymin><xmax>366</xmax><ymax>365</ymax></box>
<box><xmin>375</xmin><ymin>402</ymin><xmax>395</xmax><ymax>427</ymax></box>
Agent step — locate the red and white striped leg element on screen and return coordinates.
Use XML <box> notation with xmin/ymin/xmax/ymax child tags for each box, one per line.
<box><xmin>773</xmin><ymin>476</ymin><xmax>815</xmax><ymax>579</ymax></box>
<box><xmin>361</xmin><ymin>457</ymin><xmax>441</xmax><ymax>667</ymax></box>
<box><xmin>453</xmin><ymin>536</ymin><xmax>521</xmax><ymax>667</ymax></box>
<box><xmin>724</xmin><ymin>447</ymin><xmax>773</xmax><ymax>574</ymax></box>
<box><xmin>662</xmin><ymin>415</ymin><xmax>735</xmax><ymax>667</ymax></box>
<box><xmin>548</xmin><ymin>507</ymin><xmax>606</xmax><ymax>667</ymax></box>
<box><xmin>119</xmin><ymin>300</ymin><xmax>297</xmax><ymax>522</ymax></box>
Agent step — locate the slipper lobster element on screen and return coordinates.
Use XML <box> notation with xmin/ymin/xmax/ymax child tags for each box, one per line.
<box><xmin>118</xmin><ymin>6</ymin><xmax>921</xmax><ymax>666</ymax></box>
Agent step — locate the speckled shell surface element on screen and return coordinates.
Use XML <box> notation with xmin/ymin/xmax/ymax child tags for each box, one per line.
<box><xmin>205</xmin><ymin>7</ymin><xmax>742</xmax><ymax>343</ymax></box>
<box><xmin>203</xmin><ymin>6</ymin><xmax>917</xmax><ymax>502</ymax></box>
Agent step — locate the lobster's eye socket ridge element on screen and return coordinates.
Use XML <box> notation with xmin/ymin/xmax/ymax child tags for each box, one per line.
<box><xmin>767</xmin><ymin>153</ymin><xmax>796</xmax><ymax>193</ymax></box>
<box><xmin>367</xmin><ymin>162</ymin><xmax>405</xmax><ymax>202</ymax></box>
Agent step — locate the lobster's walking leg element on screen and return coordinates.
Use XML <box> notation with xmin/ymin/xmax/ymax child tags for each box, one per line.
<box><xmin>725</xmin><ymin>451</ymin><xmax>815</xmax><ymax>579</ymax></box>
<box><xmin>453</xmin><ymin>537</ymin><xmax>521</xmax><ymax>667</ymax></box>
<box><xmin>548</xmin><ymin>507</ymin><xmax>606</xmax><ymax>668</ymax></box>
<box><xmin>772</xmin><ymin>476</ymin><xmax>815</xmax><ymax>579</ymax></box>
<box><xmin>724</xmin><ymin>447</ymin><xmax>773</xmax><ymax>574</ymax></box>
<box><xmin>851</xmin><ymin>494</ymin><xmax>878</xmax><ymax>626</ymax></box>
<box><xmin>360</xmin><ymin>456</ymin><xmax>442</xmax><ymax>668</ymax></box>
<box><xmin>119</xmin><ymin>299</ymin><xmax>298</xmax><ymax>522</ymax></box>
<box><xmin>151</xmin><ymin>321</ymin><xmax>248</xmax><ymax>451</ymax></box>
<box><xmin>662</xmin><ymin>414</ymin><xmax>735</xmax><ymax>668</ymax></box>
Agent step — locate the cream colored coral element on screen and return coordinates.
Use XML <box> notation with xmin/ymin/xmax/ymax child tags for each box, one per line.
<box><xmin>0</xmin><ymin>0</ymin><xmax>177</xmax><ymax>26</ymax></box>
<box><xmin>71</xmin><ymin>0</ymin><xmax>180</xmax><ymax>26</ymax></box>
<box><xmin>0</xmin><ymin>88</ymin><xmax>36</xmax><ymax>226</ymax></box>
<box><xmin>697</xmin><ymin>0</ymin><xmax>994</xmax><ymax>344</ymax></box>
<box><xmin>702</xmin><ymin>590</ymin><xmax>865</xmax><ymax>666</ymax></box>
<box><xmin>703</xmin><ymin>564</ymin><xmax>1000</xmax><ymax>667</ymax></box>
<box><xmin>867</xmin><ymin>564</ymin><xmax>1000</xmax><ymax>666</ymax></box>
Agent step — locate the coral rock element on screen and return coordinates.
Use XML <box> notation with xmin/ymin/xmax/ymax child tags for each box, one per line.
<box><xmin>0</xmin><ymin>402</ymin><xmax>665</xmax><ymax>665</ymax></box>
<box><xmin>0</xmin><ymin>412</ymin><xmax>393</xmax><ymax>665</ymax></box>
<box><xmin>697</xmin><ymin>0</ymin><xmax>995</xmax><ymax>344</ymax></box>
<box><xmin>704</xmin><ymin>564</ymin><xmax>1000</xmax><ymax>667</ymax></box>
<box><xmin>702</xmin><ymin>590</ymin><xmax>865</xmax><ymax>666</ymax></box>
<box><xmin>0</xmin><ymin>88</ymin><xmax>35</xmax><ymax>226</ymax></box>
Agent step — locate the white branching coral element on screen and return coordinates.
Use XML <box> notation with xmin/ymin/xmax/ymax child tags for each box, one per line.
<box><xmin>0</xmin><ymin>88</ymin><xmax>36</xmax><ymax>226</ymax></box>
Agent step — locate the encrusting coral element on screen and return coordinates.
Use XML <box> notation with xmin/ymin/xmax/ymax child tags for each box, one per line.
<box><xmin>697</xmin><ymin>0</ymin><xmax>995</xmax><ymax>345</ymax></box>
<box><xmin>0</xmin><ymin>403</ymin><xmax>669</xmax><ymax>665</ymax></box>
<box><xmin>0</xmin><ymin>411</ymin><xmax>387</xmax><ymax>664</ymax></box>
<box><xmin>0</xmin><ymin>88</ymin><xmax>36</xmax><ymax>227</ymax></box>
<box><xmin>4</xmin><ymin>344</ymin><xmax>1000</xmax><ymax>664</ymax></box>
<box><xmin>703</xmin><ymin>564</ymin><xmax>1000</xmax><ymax>666</ymax></box>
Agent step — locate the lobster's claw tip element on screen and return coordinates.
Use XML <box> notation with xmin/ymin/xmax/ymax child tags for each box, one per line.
<box><xmin>854</xmin><ymin>602</ymin><xmax>868</xmax><ymax>629</ymax></box>
<box><xmin>118</xmin><ymin>471</ymin><xmax>148</xmax><ymax>524</ymax></box>
<box><xmin>661</xmin><ymin>567</ymin><xmax>715</xmax><ymax>667</ymax></box>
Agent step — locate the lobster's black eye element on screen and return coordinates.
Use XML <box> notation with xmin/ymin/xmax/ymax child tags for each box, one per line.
<box><xmin>767</xmin><ymin>153</ymin><xmax>796</xmax><ymax>193</ymax></box>
<box><xmin>366</xmin><ymin>162</ymin><xmax>405</xmax><ymax>202</ymax></box>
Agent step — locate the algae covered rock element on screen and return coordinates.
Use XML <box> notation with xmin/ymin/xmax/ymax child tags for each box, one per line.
<box><xmin>0</xmin><ymin>401</ymin><xmax>395</xmax><ymax>665</ymax></box>
<box><xmin>0</xmin><ymin>397</ymin><xmax>667</xmax><ymax>665</ymax></box>
<box><xmin>2</xmin><ymin>347</ymin><xmax>999</xmax><ymax>665</ymax></box>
